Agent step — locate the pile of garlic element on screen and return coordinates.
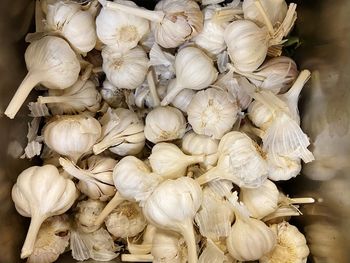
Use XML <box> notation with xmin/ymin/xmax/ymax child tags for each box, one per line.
<box><xmin>7</xmin><ymin>0</ymin><xmax>316</xmax><ymax>262</ymax></box>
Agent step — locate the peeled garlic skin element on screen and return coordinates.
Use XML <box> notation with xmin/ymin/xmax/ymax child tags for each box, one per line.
<box><xmin>102</xmin><ymin>45</ymin><xmax>149</xmax><ymax>90</ymax></box>
<box><xmin>144</xmin><ymin>106</ymin><xmax>186</xmax><ymax>143</ymax></box>
<box><xmin>260</xmin><ymin>222</ymin><xmax>309</xmax><ymax>263</ymax></box>
<box><xmin>224</xmin><ymin>20</ymin><xmax>268</xmax><ymax>72</ymax></box>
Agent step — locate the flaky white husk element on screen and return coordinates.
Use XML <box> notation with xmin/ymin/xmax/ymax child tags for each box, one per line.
<box><xmin>27</xmin><ymin>215</ymin><xmax>70</xmax><ymax>263</ymax></box>
<box><xmin>43</xmin><ymin>115</ymin><xmax>101</xmax><ymax>163</ymax></box>
<box><xmin>105</xmin><ymin>201</ymin><xmax>147</xmax><ymax>238</ymax></box>
<box><xmin>182</xmin><ymin>131</ymin><xmax>219</xmax><ymax>168</ymax></box>
<box><xmin>144</xmin><ymin>106</ymin><xmax>186</xmax><ymax>143</ymax></box>
<box><xmin>199</xmin><ymin>239</ymin><xmax>228</xmax><ymax>263</ymax></box>
<box><xmin>240</xmin><ymin>179</ymin><xmax>279</xmax><ymax>219</ymax></box>
<box><xmin>75</xmin><ymin>199</ymin><xmax>106</xmax><ymax>233</ymax></box>
<box><xmin>46</xmin><ymin>1</ymin><xmax>96</xmax><ymax>53</ymax></box>
<box><xmin>102</xmin><ymin>45</ymin><xmax>149</xmax><ymax>90</ymax></box>
<box><xmin>152</xmin><ymin>229</ymin><xmax>188</xmax><ymax>263</ymax></box>
<box><xmin>260</xmin><ymin>221</ymin><xmax>309</xmax><ymax>263</ymax></box>
<box><xmin>267</xmin><ymin>154</ymin><xmax>301</xmax><ymax>181</ymax></box>
<box><xmin>187</xmin><ymin>88</ymin><xmax>239</xmax><ymax>139</ymax></box>
<box><xmin>96</xmin><ymin>0</ymin><xmax>149</xmax><ymax>51</ymax></box>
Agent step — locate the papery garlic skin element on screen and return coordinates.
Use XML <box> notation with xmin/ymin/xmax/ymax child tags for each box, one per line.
<box><xmin>96</xmin><ymin>0</ymin><xmax>149</xmax><ymax>51</ymax></box>
<box><xmin>187</xmin><ymin>88</ymin><xmax>239</xmax><ymax>139</ymax></box>
<box><xmin>46</xmin><ymin>1</ymin><xmax>96</xmax><ymax>53</ymax></box>
<box><xmin>144</xmin><ymin>106</ymin><xmax>186</xmax><ymax>143</ymax></box>
<box><xmin>102</xmin><ymin>45</ymin><xmax>149</xmax><ymax>90</ymax></box>
<box><xmin>267</xmin><ymin>154</ymin><xmax>301</xmax><ymax>181</ymax></box>
<box><xmin>43</xmin><ymin>115</ymin><xmax>101</xmax><ymax>163</ymax></box>
<box><xmin>75</xmin><ymin>199</ymin><xmax>106</xmax><ymax>233</ymax></box>
<box><xmin>260</xmin><ymin>222</ymin><xmax>309</xmax><ymax>263</ymax></box>
<box><xmin>240</xmin><ymin>179</ymin><xmax>279</xmax><ymax>219</ymax></box>
<box><xmin>105</xmin><ymin>201</ymin><xmax>147</xmax><ymax>238</ymax></box>
<box><xmin>28</xmin><ymin>215</ymin><xmax>70</xmax><ymax>263</ymax></box>
<box><xmin>12</xmin><ymin>165</ymin><xmax>77</xmax><ymax>258</ymax></box>
<box><xmin>5</xmin><ymin>36</ymin><xmax>80</xmax><ymax>119</ymax></box>
<box><xmin>199</xmin><ymin>239</ymin><xmax>227</xmax><ymax>263</ymax></box>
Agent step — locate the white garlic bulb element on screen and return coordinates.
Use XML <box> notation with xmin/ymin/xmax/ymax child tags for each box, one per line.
<box><xmin>12</xmin><ymin>165</ymin><xmax>78</xmax><ymax>258</ymax></box>
<box><xmin>45</xmin><ymin>1</ymin><xmax>96</xmax><ymax>53</ymax></box>
<box><xmin>93</xmin><ymin>108</ymin><xmax>145</xmax><ymax>156</ymax></box>
<box><xmin>171</xmin><ymin>88</ymin><xmax>196</xmax><ymax>113</ymax></box>
<box><xmin>161</xmin><ymin>47</ymin><xmax>218</xmax><ymax>105</ymax></box>
<box><xmin>196</xmin><ymin>131</ymin><xmax>268</xmax><ymax>188</ymax></box>
<box><xmin>152</xmin><ymin>229</ymin><xmax>188</xmax><ymax>263</ymax></box>
<box><xmin>226</xmin><ymin>192</ymin><xmax>276</xmax><ymax>261</ymax></box>
<box><xmin>59</xmin><ymin>156</ymin><xmax>117</xmax><ymax>201</ymax></box>
<box><xmin>149</xmin><ymin>143</ymin><xmax>205</xmax><ymax>179</ymax></box>
<box><xmin>267</xmin><ymin>154</ymin><xmax>301</xmax><ymax>181</ymax></box>
<box><xmin>182</xmin><ymin>131</ymin><xmax>219</xmax><ymax>169</ymax></box>
<box><xmin>144</xmin><ymin>106</ymin><xmax>186</xmax><ymax>143</ymax></box>
<box><xmin>187</xmin><ymin>88</ymin><xmax>239</xmax><ymax>139</ymax></box>
<box><xmin>243</xmin><ymin>0</ymin><xmax>288</xmax><ymax>28</ymax></box>
<box><xmin>100</xmin><ymin>80</ymin><xmax>127</xmax><ymax>108</ymax></box>
<box><xmin>27</xmin><ymin>215</ymin><xmax>70</xmax><ymax>263</ymax></box>
<box><xmin>102</xmin><ymin>45</ymin><xmax>149</xmax><ymax>90</ymax></box>
<box><xmin>38</xmin><ymin>79</ymin><xmax>101</xmax><ymax>115</ymax></box>
<box><xmin>102</xmin><ymin>0</ymin><xmax>203</xmax><ymax>48</ymax></box>
<box><xmin>260</xmin><ymin>221</ymin><xmax>309</xmax><ymax>263</ymax></box>
<box><xmin>5</xmin><ymin>36</ymin><xmax>80</xmax><ymax>119</ymax></box>
<box><xmin>143</xmin><ymin>177</ymin><xmax>202</xmax><ymax>263</ymax></box>
<box><xmin>96</xmin><ymin>0</ymin><xmax>149</xmax><ymax>52</ymax></box>
<box><xmin>240</xmin><ymin>179</ymin><xmax>279</xmax><ymax>219</ymax></box>
<box><xmin>43</xmin><ymin>115</ymin><xmax>101</xmax><ymax>163</ymax></box>
<box><xmin>105</xmin><ymin>201</ymin><xmax>147</xmax><ymax>238</ymax></box>
<box><xmin>248</xmin><ymin>99</ymin><xmax>274</xmax><ymax>130</ymax></box>
<box><xmin>75</xmin><ymin>199</ymin><xmax>106</xmax><ymax>233</ymax></box>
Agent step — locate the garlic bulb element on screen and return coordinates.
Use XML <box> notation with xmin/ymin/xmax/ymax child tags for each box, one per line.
<box><xmin>143</xmin><ymin>177</ymin><xmax>202</xmax><ymax>263</ymax></box>
<box><xmin>226</xmin><ymin>192</ymin><xmax>276</xmax><ymax>261</ymax></box>
<box><xmin>199</xmin><ymin>239</ymin><xmax>227</xmax><ymax>263</ymax></box>
<box><xmin>38</xmin><ymin>79</ymin><xmax>101</xmax><ymax>115</ymax></box>
<box><xmin>195</xmin><ymin>187</ymin><xmax>234</xmax><ymax>241</ymax></box>
<box><xmin>243</xmin><ymin>0</ymin><xmax>288</xmax><ymax>28</ymax></box>
<box><xmin>94</xmin><ymin>156</ymin><xmax>162</xmax><ymax>226</ymax></box>
<box><xmin>75</xmin><ymin>199</ymin><xmax>106</xmax><ymax>233</ymax></box>
<box><xmin>152</xmin><ymin>229</ymin><xmax>188</xmax><ymax>263</ymax></box>
<box><xmin>196</xmin><ymin>131</ymin><xmax>268</xmax><ymax>188</ymax></box>
<box><xmin>93</xmin><ymin>108</ymin><xmax>145</xmax><ymax>156</ymax></box>
<box><xmin>105</xmin><ymin>201</ymin><xmax>147</xmax><ymax>238</ymax></box>
<box><xmin>248</xmin><ymin>99</ymin><xmax>274</xmax><ymax>130</ymax></box>
<box><xmin>102</xmin><ymin>45</ymin><xmax>149</xmax><ymax>90</ymax></box>
<box><xmin>5</xmin><ymin>36</ymin><xmax>80</xmax><ymax>119</ymax></box>
<box><xmin>248</xmin><ymin>56</ymin><xmax>299</xmax><ymax>94</ymax></box>
<box><xmin>96</xmin><ymin>0</ymin><xmax>149</xmax><ymax>52</ymax></box>
<box><xmin>187</xmin><ymin>88</ymin><xmax>239</xmax><ymax>139</ymax></box>
<box><xmin>171</xmin><ymin>88</ymin><xmax>196</xmax><ymax>113</ymax></box>
<box><xmin>240</xmin><ymin>179</ymin><xmax>279</xmax><ymax>219</ymax></box>
<box><xmin>161</xmin><ymin>47</ymin><xmax>218</xmax><ymax>105</ymax></box>
<box><xmin>144</xmin><ymin>106</ymin><xmax>186</xmax><ymax>143</ymax></box>
<box><xmin>60</xmin><ymin>156</ymin><xmax>117</xmax><ymax>201</ymax></box>
<box><xmin>43</xmin><ymin>115</ymin><xmax>101</xmax><ymax>163</ymax></box>
<box><xmin>102</xmin><ymin>0</ymin><xmax>203</xmax><ymax>48</ymax></box>
<box><xmin>260</xmin><ymin>221</ymin><xmax>309</xmax><ymax>263</ymax></box>
<box><xmin>11</xmin><ymin>165</ymin><xmax>77</xmax><ymax>258</ymax></box>
<box><xmin>28</xmin><ymin>215</ymin><xmax>70</xmax><ymax>263</ymax></box>
<box><xmin>45</xmin><ymin>1</ymin><xmax>96</xmax><ymax>53</ymax></box>
<box><xmin>100</xmin><ymin>80</ymin><xmax>127</xmax><ymax>108</ymax></box>
<box><xmin>149</xmin><ymin>143</ymin><xmax>205</xmax><ymax>179</ymax></box>
<box><xmin>182</xmin><ymin>131</ymin><xmax>219</xmax><ymax>168</ymax></box>
<box><xmin>267</xmin><ymin>154</ymin><xmax>301</xmax><ymax>181</ymax></box>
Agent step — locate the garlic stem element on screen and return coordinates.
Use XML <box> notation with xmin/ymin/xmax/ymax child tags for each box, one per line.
<box><xmin>253</xmin><ymin>0</ymin><xmax>275</xmax><ymax>35</ymax></box>
<box><xmin>283</xmin><ymin>70</ymin><xmax>311</xmax><ymax>107</ymax></box>
<box><xmin>104</xmin><ymin>1</ymin><xmax>164</xmax><ymax>23</ymax></box>
<box><xmin>147</xmin><ymin>69</ymin><xmax>160</xmax><ymax>107</ymax></box>
<box><xmin>92</xmin><ymin>66</ymin><xmax>103</xmax><ymax>73</ymax></box>
<box><xmin>121</xmin><ymin>254</ymin><xmax>153</xmax><ymax>262</ymax></box>
<box><xmin>161</xmin><ymin>83</ymin><xmax>183</xmax><ymax>106</ymax></box>
<box><xmin>93</xmin><ymin>137</ymin><xmax>125</xmax><ymax>154</ymax></box>
<box><xmin>227</xmin><ymin>64</ymin><xmax>266</xmax><ymax>81</ymax></box>
<box><xmin>180</xmin><ymin>219</ymin><xmax>199</xmax><ymax>263</ymax></box>
<box><xmin>59</xmin><ymin>157</ymin><xmax>95</xmax><ymax>183</ymax></box>
<box><xmin>263</xmin><ymin>207</ymin><xmax>300</xmax><ymax>222</ymax></box>
<box><xmin>288</xmin><ymin>197</ymin><xmax>315</xmax><ymax>204</ymax></box>
<box><xmin>267</xmin><ymin>45</ymin><xmax>283</xmax><ymax>57</ymax></box>
<box><xmin>195</xmin><ymin>167</ymin><xmax>220</xmax><ymax>186</ymax></box>
<box><xmin>128</xmin><ymin>243</ymin><xmax>153</xmax><ymax>255</ymax></box>
<box><xmin>37</xmin><ymin>95</ymin><xmax>74</xmax><ymax>104</ymax></box>
<box><xmin>5</xmin><ymin>73</ymin><xmax>40</xmax><ymax>119</ymax></box>
<box><xmin>21</xmin><ymin>214</ymin><xmax>45</xmax><ymax>259</ymax></box>
<box><xmin>187</xmin><ymin>155</ymin><xmax>206</xmax><ymax>165</ymax></box>
<box><xmin>94</xmin><ymin>192</ymin><xmax>125</xmax><ymax>226</ymax></box>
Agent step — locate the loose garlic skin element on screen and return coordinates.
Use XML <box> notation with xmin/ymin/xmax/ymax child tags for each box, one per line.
<box><xmin>96</xmin><ymin>0</ymin><xmax>149</xmax><ymax>52</ymax></box>
<box><xmin>144</xmin><ymin>106</ymin><xmax>186</xmax><ymax>143</ymax></box>
<box><xmin>46</xmin><ymin>1</ymin><xmax>96</xmax><ymax>53</ymax></box>
<box><xmin>260</xmin><ymin>222</ymin><xmax>309</xmax><ymax>263</ymax></box>
<box><xmin>187</xmin><ymin>88</ymin><xmax>239</xmax><ymax>139</ymax></box>
<box><xmin>75</xmin><ymin>199</ymin><xmax>105</xmax><ymax>233</ymax></box>
<box><xmin>105</xmin><ymin>201</ymin><xmax>147</xmax><ymax>238</ymax></box>
<box><xmin>43</xmin><ymin>115</ymin><xmax>101</xmax><ymax>163</ymax></box>
<box><xmin>4</xmin><ymin>36</ymin><xmax>80</xmax><ymax>119</ymax></box>
<box><xmin>102</xmin><ymin>45</ymin><xmax>149</xmax><ymax>90</ymax></box>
